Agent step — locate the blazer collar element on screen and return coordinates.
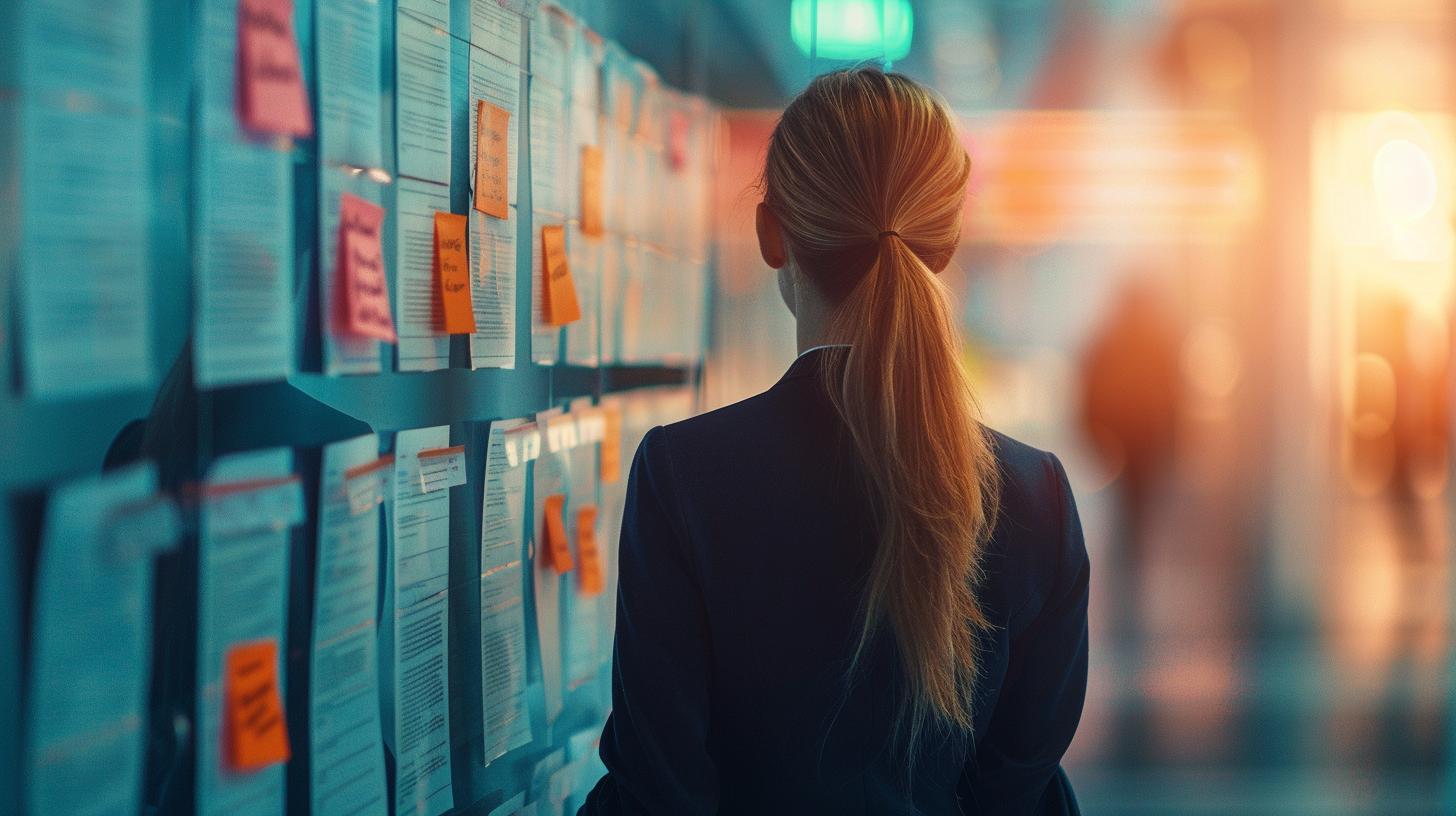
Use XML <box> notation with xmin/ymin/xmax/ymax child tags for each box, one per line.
<box><xmin>778</xmin><ymin>345</ymin><xmax>851</xmax><ymax>384</ymax></box>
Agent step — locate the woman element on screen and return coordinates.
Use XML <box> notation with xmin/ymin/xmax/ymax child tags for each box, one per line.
<box><xmin>582</xmin><ymin>68</ymin><xmax>1089</xmax><ymax>815</ymax></box>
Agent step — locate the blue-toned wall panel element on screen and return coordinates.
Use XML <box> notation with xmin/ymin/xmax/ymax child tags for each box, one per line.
<box><xmin>3</xmin><ymin>0</ymin><xmax>717</xmax><ymax>813</ymax></box>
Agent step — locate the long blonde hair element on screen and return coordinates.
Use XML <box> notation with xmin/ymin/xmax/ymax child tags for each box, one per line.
<box><xmin>763</xmin><ymin>68</ymin><xmax>1000</xmax><ymax>740</ymax></box>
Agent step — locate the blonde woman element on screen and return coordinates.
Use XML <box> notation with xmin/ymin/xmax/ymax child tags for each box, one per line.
<box><xmin>582</xmin><ymin>68</ymin><xmax>1089</xmax><ymax>815</ymax></box>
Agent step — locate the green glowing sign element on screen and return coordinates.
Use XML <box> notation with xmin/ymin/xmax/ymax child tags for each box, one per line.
<box><xmin>791</xmin><ymin>0</ymin><xmax>914</xmax><ymax>62</ymax></box>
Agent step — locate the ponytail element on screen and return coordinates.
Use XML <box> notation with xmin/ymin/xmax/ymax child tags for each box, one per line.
<box><xmin>824</xmin><ymin>233</ymin><xmax>998</xmax><ymax>738</ymax></box>
<box><xmin>763</xmin><ymin>68</ymin><xmax>1000</xmax><ymax>742</ymax></box>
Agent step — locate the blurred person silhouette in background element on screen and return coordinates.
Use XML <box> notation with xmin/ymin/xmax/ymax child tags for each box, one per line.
<box><xmin>1345</xmin><ymin>289</ymin><xmax>1450</xmax><ymax>771</ymax></box>
<box><xmin>1078</xmin><ymin>277</ymin><xmax>1182</xmax><ymax>640</ymax></box>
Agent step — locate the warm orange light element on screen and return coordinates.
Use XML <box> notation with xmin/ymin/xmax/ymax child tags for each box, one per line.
<box><xmin>1183</xmin><ymin>20</ymin><xmax>1252</xmax><ymax>94</ymax></box>
<box><xmin>961</xmin><ymin>110</ymin><xmax>1260</xmax><ymax>245</ymax></box>
<box><xmin>1181</xmin><ymin>322</ymin><xmax>1242</xmax><ymax>401</ymax></box>
<box><xmin>1346</xmin><ymin>352</ymin><xmax>1396</xmax><ymax>439</ymax></box>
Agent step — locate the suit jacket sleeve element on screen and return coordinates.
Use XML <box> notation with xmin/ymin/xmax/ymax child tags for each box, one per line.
<box><xmin>965</xmin><ymin>452</ymin><xmax>1090</xmax><ymax>815</ymax></box>
<box><xmin>580</xmin><ymin>426</ymin><xmax>719</xmax><ymax>815</ymax></box>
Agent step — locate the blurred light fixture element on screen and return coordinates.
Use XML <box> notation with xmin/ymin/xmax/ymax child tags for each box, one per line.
<box><xmin>960</xmin><ymin>111</ymin><xmax>1258</xmax><ymax>244</ymax></box>
<box><xmin>790</xmin><ymin>0</ymin><xmax>913</xmax><ymax>62</ymax></box>
<box><xmin>1316</xmin><ymin>110</ymin><xmax>1453</xmax><ymax>272</ymax></box>
<box><xmin>1371</xmin><ymin>137</ymin><xmax>1437</xmax><ymax>221</ymax></box>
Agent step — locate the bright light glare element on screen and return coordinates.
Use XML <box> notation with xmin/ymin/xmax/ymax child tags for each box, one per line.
<box><xmin>790</xmin><ymin>0</ymin><xmax>913</xmax><ymax>62</ymax></box>
<box><xmin>1371</xmin><ymin>138</ymin><xmax>1437</xmax><ymax>220</ymax></box>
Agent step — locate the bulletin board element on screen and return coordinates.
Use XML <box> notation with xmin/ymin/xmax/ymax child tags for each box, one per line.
<box><xmin>0</xmin><ymin>0</ymin><xmax>721</xmax><ymax>813</ymax></box>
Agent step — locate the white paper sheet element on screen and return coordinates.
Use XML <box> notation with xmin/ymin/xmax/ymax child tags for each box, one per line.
<box><xmin>563</xmin><ymin>226</ymin><xmax>599</xmax><ymax>366</ymax></box>
<box><xmin>394</xmin><ymin>177</ymin><xmax>453</xmax><ymax>372</ymax></box>
<box><xmin>471</xmin><ymin>0</ymin><xmax>525</xmax><ymax>65</ymax></box>
<box><xmin>317</xmin><ymin>0</ymin><xmax>384</xmax><ymax>169</ymax></box>
<box><xmin>193</xmin><ymin>130</ymin><xmax>295</xmax><ymax>388</ymax></box>
<box><xmin>395</xmin><ymin>11</ymin><xmax>451</xmax><ymax>185</ymax></box>
<box><xmin>399</xmin><ymin>0</ymin><xmax>448</xmax><ymax>27</ymax></box>
<box><xmin>480</xmin><ymin>418</ymin><xmax>534</xmax><ymax>764</ymax></box>
<box><xmin>26</xmin><ymin>464</ymin><xmax>173</xmax><ymax>816</ymax></box>
<box><xmin>192</xmin><ymin>0</ymin><xmax>295</xmax><ymax>389</ymax></box>
<box><xmin>197</xmin><ymin>448</ymin><xmax>297</xmax><ymax>816</ymax></box>
<box><xmin>310</xmin><ymin>435</ymin><xmax>390</xmax><ymax>816</ymax></box>
<box><xmin>469</xmin><ymin>206</ymin><xmax>517</xmax><ymax>370</ymax></box>
<box><xmin>20</xmin><ymin>0</ymin><xmax>147</xmax><ymax>109</ymax></box>
<box><xmin>389</xmin><ymin>427</ymin><xmax>455</xmax><ymax>816</ymax></box>
<box><xmin>564</xmin><ymin>403</ymin><xmax>601</xmax><ymax>690</ymax></box>
<box><xmin>527</xmin><ymin>7</ymin><xmax>573</xmax><ymax>365</ymax></box>
<box><xmin>532</xmin><ymin>409</ymin><xmax>570</xmax><ymax>724</ymax></box>
<box><xmin>18</xmin><ymin>100</ymin><xmax>152</xmax><ymax>398</ymax></box>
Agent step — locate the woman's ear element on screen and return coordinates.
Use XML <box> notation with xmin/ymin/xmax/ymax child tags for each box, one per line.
<box><xmin>756</xmin><ymin>202</ymin><xmax>787</xmax><ymax>269</ymax></box>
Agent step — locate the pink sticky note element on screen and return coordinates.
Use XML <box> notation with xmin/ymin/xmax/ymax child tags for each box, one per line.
<box><xmin>334</xmin><ymin>194</ymin><xmax>396</xmax><ymax>342</ymax></box>
<box><xmin>668</xmin><ymin>111</ymin><xmax>689</xmax><ymax>171</ymax></box>
<box><xmin>237</xmin><ymin>0</ymin><xmax>313</xmax><ymax>137</ymax></box>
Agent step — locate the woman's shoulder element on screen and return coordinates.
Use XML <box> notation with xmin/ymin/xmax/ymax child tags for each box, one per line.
<box><xmin>638</xmin><ymin>380</ymin><xmax>830</xmax><ymax>472</ymax></box>
<box><xmin>625</xmin><ymin>390</ymin><xmax>790</xmax><ymax>495</ymax></box>
<box><xmin>980</xmin><ymin>427</ymin><xmax>1088</xmax><ymax>628</ymax></box>
<box><xmin>985</xmin><ymin>428</ymin><xmax>1068</xmax><ymax>509</ymax></box>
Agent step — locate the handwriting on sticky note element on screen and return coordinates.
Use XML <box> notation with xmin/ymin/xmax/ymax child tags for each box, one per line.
<box><xmin>433</xmin><ymin>212</ymin><xmax>475</xmax><ymax>334</ymax></box>
<box><xmin>540</xmin><ymin>225</ymin><xmax>580</xmax><ymax>326</ymax></box>
<box><xmin>599</xmin><ymin>404</ymin><xmax>622</xmax><ymax>484</ymax></box>
<box><xmin>575</xmin><ymin>505</ymin><xmax>603</xmax><ymax>595</ymax></box>
<box><xmin>542</xmin><ymin>494</ymin><xmax>573</xmax><ymax>574</ymax></box>
<box><xmin>343</xmin><ymin>232</ymin><xmax>395</xmax><ymax>341</ymax></box>
<box><xmin>474</xmin><ymin>100</ymin><xmax>510</xmax><ymax>219</ymax></box>
<box><xmin>225</xmin><ymin>639</ymin><xmax>291</xmax><ymax>771</ymax></box>
<box><xmin>237</xmin><ymin>0</ymin><xmax>312</xmax><ymax>137</ymax></box>
<box><xmin>580</xmin><ymin>146</ymin><xmax>604</xmax><ymax>237</ymax></box>
<box><xmin>335</xmin><ymin>194</ymin><xmax>396</xmax><ymax>342</ymax></box>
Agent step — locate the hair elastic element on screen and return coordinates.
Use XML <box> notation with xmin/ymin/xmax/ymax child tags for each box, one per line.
<box><xmin>878</xmin><ymin>230</ymin><xmax>901</xmax><ymax>240</ymax></box>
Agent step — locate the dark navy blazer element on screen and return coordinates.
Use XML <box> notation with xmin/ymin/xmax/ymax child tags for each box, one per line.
<box><xmin>581</xmin><ymin>348</ymin><xmax>1089</xmax><ymax>815</ymax></box>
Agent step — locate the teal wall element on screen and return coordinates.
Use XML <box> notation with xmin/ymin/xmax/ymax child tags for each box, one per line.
<box><xmin>0</xmin><ymin>0</ymin><xmax>715</xmax><ymax>813</ymax></box>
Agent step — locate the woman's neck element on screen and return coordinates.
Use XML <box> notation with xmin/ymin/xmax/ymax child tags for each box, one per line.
<box><xmin>796</xmin><ymin>324</ymin><xmax>831</xmax><ymax>355</ymax></box>
<box><xmin>793</xmin><ymin>286</ymin><xmax>835</xmax><ymax>354</ymax></box>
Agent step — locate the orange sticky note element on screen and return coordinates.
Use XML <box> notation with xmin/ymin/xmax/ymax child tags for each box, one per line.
<box><xmin>474</xmin><ymin>99</ymin><xmax>510</xmax><ymax>219</ymax></box>
<box><xmin>224</xmin><ymin>640</ymin><xmax>291</xmax><ymax>771</ymax></box>
<box><xmin>541</xmin><ymin>225</ymin><xmax>581</xmax><ymax>326</ymax></box>
<box><xmin>580</xmin><ymin>145</ymin><xmax>604</xmax><ymax>237</ymax></box>
<box><xmin>335</xmin><ymin>194</ymin><xmax>396</xmax><ymax>342</ymax></box>
<box><xmin>237</xmin><ymin>0</ymin><xmax>312</xmax><ymax>137</ymax></box>
<box><xmin>433</xmin><ymin>212</ymin><xmax>475</xmax><ymax>334</ymax></box>
<box><xmin>576</xmin><ymin>505</ymin><xmax>604</xmax><ymax>595</ymax></box>
<box><xmin>599</xmin><ymin>404</ymin><xmax>622</xmax><ymax>484</ymax></box>
<box><xmin>542</xmin><ymin>494</ymin><xmax>574</xmax><ymax>573</ymax></box>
